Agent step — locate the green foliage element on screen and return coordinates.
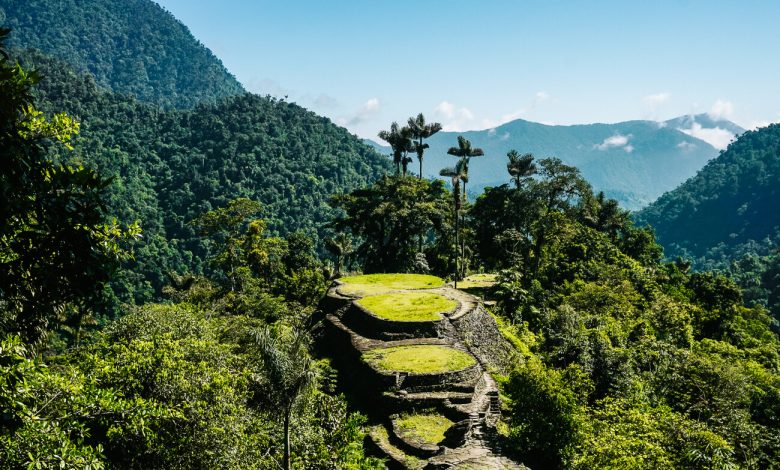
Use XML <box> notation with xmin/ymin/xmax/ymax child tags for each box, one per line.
<box><xmin>480</xmin><ymin>151</ymin><xmax>780</xmax><ymax>468</ymax></box>
<box><xmin>635</xmin><ymin>124</ymin><xmax>780</xmax><ymax>269</ymax></box>
<box><xmin>0</xmin><ymin>33</ymin><xmax>139</xmax><ymax>345</ymax></box>
<box><xmin>14</xmin><ymin>48</ymin><xmax>390</xmax><ymax>311</ymax></box>
<box><xmin>502</xmin><ymin>359</ymin><xmax>585</xmax><ymax>469</ymax></box>
<box><xmin>331</xmin><ymin>176</ymin><xmax>450</xmax><ymax>274</ymax></box>
<box><xmin>1</xmin><ymin>0</ymin><xmax>244</xmax><ymax>108</ymax></box>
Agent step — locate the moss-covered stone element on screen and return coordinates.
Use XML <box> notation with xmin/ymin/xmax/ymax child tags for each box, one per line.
<box><xmin>363</xmin><ymin>345</ymin><xmax>476</xmax><ymax>374</ymax></box>
<box><xmin>337</xmin><ymin>273</ymin><xmax>445</xmax><ymax>297</ymax></box>
<box><xmin>356</xmin><ymin>292</ymin><xmax>457</xmax><ymax>322</ymax></box>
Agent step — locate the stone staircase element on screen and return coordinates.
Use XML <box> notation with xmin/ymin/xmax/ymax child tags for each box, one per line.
<box><xmin>315</xmin><ymin>276</ymin><xmax>527</xmax><ymax>469</ymax></box>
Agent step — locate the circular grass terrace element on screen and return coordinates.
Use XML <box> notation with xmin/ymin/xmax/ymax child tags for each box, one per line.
<box><xmin>395</xmin><ymin>412</ymin><xmax>454</xmax><ymax>446</ymax></box>
<box><xmin>337</xmin><ymin>273</ymin><xmax>445</xmax><ymax>297</ymax></box>
<box><xmin>356</xmin><ymin>292</ymin><xmax>457</xmax><ymax>322</ymax></box>
<box><xmin>363</xmin><ymin>345</ymin><xmax>476</xmax><ymax>374</ymax></box>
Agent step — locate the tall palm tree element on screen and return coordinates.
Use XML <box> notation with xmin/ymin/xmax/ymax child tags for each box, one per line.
<box><xmin>254</xmin><ymin>326</ymin><xmax>316</xmax><ymax>470</ymax></box>
<box><xmin>408</xmin><ymin>113</ymin><xmax>443</xmax><ymax>179</ymax></box>
<box><xmin>440</xmin><ymin>159</ymin><xmax>468</xmax><ymax>288</ymax></box>
<box><xmin>378</xmin><ymin>122</ymin><xmax>414</xmax><ymax>176</ymax></box>
<box><xmin>506</xmin><ymin>150</ymin><xmax>537</xmax><ymax>189</ymax></box>
<box><xmin>447</xmin><ymin>135</ymin><xmax>484</xmax><ymax>202</ymax></box>
<box><xmin>324</xmin><ymin>232</ymin><xmax>353</xmax><ymax>275</ymax></box>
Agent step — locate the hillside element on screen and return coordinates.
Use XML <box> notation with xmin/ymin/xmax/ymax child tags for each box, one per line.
<box><xmin>418</xmin><ymin>116</ymin><xmax>742</xmax><ymax>210</ymax></box>
<box><xmin>24</xmin><ymin>49</ymin><xmax>391</xmax><ymax>306</ymax></box>
<box><xmin>0</xmin><ymin>0</ymin><xmax>244</xmax><ymax>108</ymax></box>
<box><xmin>635</xmin><ymin>124</ymin><xmax>780</xmax><ymax>263</ymax></box>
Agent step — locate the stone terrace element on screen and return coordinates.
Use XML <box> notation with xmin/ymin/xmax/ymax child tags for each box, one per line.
<box><xmin>315</xmin><ymin>274</ymin><xmax>527</xmax><ymax>469</ymax></box>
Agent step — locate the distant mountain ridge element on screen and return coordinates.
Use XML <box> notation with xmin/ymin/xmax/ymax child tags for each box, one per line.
<box><xmin>373</xmin><ymin>114</ymin><xmax>743</xmax><ymax>210</ymax></box>
<box><xmin>0</xmin><ymin>0</ymin><xmax>245</xmax><ymax>108</ymax></box>
<box><xmin>634</xmin><ymin>123</ymin><xmax>780</xmax><ymax>264</ymax></box>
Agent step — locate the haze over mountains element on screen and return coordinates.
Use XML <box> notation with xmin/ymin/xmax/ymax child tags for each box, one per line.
<box><xmin>373</xmin><ymin>115</ymin><xmax>744</xmax><ymax>210</ymax></box>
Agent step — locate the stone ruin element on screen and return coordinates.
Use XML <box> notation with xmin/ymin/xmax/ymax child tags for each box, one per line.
<box><xmin>313</xmin><ymin>275</ymin><xmax>528</xmax><ymax>469</ymax></box>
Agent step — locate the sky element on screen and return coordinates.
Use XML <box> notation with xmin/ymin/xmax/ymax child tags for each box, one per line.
<box><xmin>155</xmin><ymin>0</ymin><xmax>780</xmax><ymax>141</ymax></box>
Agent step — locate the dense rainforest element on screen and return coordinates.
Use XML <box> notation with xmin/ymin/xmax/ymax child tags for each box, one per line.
<box><xmin>0</xmin><ymin>0</ymin><xmax>244</xmax><ymax>108</ymax></box>
<box><xmin>17</xmin><ymin>48</ymin><xmax>390</xmax><ymax>313</ymax></box>
<box><xmin>1</xmin><ymin>0</ymin><xmax>780</xmax><ymax>467</ymax></box>
<box><xmin>635</xmin><ymin>124</ymin><xmax>780</xmax><ymax>321</ymax></box>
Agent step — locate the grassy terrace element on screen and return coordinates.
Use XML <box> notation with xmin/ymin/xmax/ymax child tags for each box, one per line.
<box><xmin>363</xmin><ymin>345</ymin><xmax>476</xmax><ymax>374</ymax></box>
<box><xmin>337</xmin><ymin>273</ymin><xmax>445</xmax><ymax>297</ymax></box>
<box><xmin>356</xmin><ymin>292</ymin><xmax>457</xmax><ymax>322</ymax></box>
<box><xmin>396</xmin><ymin>413</ymin><xmax>454</xmax><ymax>446</ymax></box>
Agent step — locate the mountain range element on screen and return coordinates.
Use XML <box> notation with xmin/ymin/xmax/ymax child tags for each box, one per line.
<box><xmin>372</xmin><ymin>115</ymin><xmax>744</xmax><ymax>210</ymax></box>
<box><xmin>0</xmin><ymin>0</ymin><xmax>244</xmax><ymax>108</ymax></box>
<box><xmin>635</xmin><ymin>123</ymin><xmax>780</xmax><ymax>265</ymax></box>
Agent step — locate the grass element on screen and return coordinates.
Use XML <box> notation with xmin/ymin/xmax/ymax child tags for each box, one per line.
<box><xmin>356</xmin><ymin>292</ymin><xmax>457</xmax><ymax>322</ymax></box>
<box><xmin>396</xmin><ymin>413</ymin><xmax>454</xmax><ymax>446</ymax></box>
<box><xmin>363</xmin><ymin>345</ymin><xmax>476</xmax><ymax>374</ymax></box>
<box><xmin>457</xmin><ymin>273</ymin><xmax>498</xmax><ymax>290</ymax></box>
<box><xmin>368</xmin><ymin>425</ymin><xmax>425</xmax><ymax>469</ymax></box>
<box><xmin>337</xmin><ymin>273</ymin><xmax>445</xmax><ymax>297</ymax></box>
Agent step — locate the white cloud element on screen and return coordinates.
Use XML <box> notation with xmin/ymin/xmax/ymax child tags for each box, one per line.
<box><xmin>346</xmin><ymin>98</ymin><xmax>380</xmax><ymax>125</ymax></box>
<box><xmin>643</xmin><ymin>92</ymin><xmax>671</xmax><ymax>107</ymax></box>
<box><xmin>534</xmin><ymin>91</ymin><xmax>550</xmax><ymax>102</ymax></box>
<box><xmin>708</xmin><ymin>99</ymin><xmax>734</xmax><ymax>120</ymax></box>
<box><xmin>434</xmin><ymin>101</ymin><xmax>475</xmax><ymax>131</ymax></box>
<box><xmin>500</xmin><ymin>132</ymin><xmax>511</xmax><ymax>141</ymax></box>
<box><xmin>435</xmin><ymin>101</ymin><xmax>456</xmax><ymax>119</ymax></box>
<box><xmin>679</xmin><ymin>122</ymin><xmax>734</xmax><ymax>150</ymax></box>
<box><xmin>677</xmin><ymin>141</ymin><xmax>697</xmax><ymax>151</ymax></box>
<box><xmin>595</xmin><ymin>134</ymin><xmax>633</xmax><ymax>152</ymax></box>
<box><xmin>487</xmin><ymin>128</ymin><xmax>497</xmax><ymax>137</ymax></box>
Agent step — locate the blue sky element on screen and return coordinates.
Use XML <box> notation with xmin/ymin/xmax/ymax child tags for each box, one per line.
<box><xmin>156</xmin><ymin>0</ymin><xmax>780</xmax><ymax>141</ymax></box>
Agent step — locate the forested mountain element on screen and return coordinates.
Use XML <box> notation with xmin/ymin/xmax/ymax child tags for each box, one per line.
<box><xmin>417</xmin><ymin>116</ymin><xmax>742</xmax><ymax>210</ymax></box>
<box><xmin>0</xmin><ymin>0</ymin><xmax>244</xmax><ymax>108</ymax></box>
<box><xmin>635</xmin><ymin>124</ymin><xmax>780</xmax><ymax>263</ymax></box>
<box><xmin>24</xmin><ymin>49</ymin><xmax>391</xmax><ymax>307</ymax></box>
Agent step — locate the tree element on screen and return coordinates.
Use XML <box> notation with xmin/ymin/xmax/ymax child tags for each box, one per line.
<box><xmin>407</xmin><ymin>113</ymin><xmax>442</xmax><ymax>179</ymax></box>
<box><xmin>0</xmin><ymin>29</ymin><xmax>138</xmax><ymax>345</ymax></box>
<box><xmin>440</xmin><ymin>159</ymin><xmax>469</xmax><ymax>286</ymax></box>
<box><xmin>506</xmin><ymin>150</ymin><xmax>537</xmax><ymax>190</ymax></box>
<box><xmin>325</xmin><ymin>233</ymin><xmax>353</xmax><ymax>275</ymax></box>
<box><xmin>447</xmin><ymin>135</ymin><xmax>484</xmax><ymax>201</ymax></box>
<box><xmin>330</xmin><ymin>176</ymin><xmax>450</xmax><ymax>273</ymax></box>
<box><xmin>254</xmin><ymin>324</ymin><xmax>317</xmax><ymax>470</ymax></box>
<box><xmin>529</xmin><ymin>158</ymin><xmax>590</xmax><ymax>275</ymax></box>
<box><xmin>378</xmin><ymin>121</ymin><xmax>414</xmax><ymax>176</ymax></box>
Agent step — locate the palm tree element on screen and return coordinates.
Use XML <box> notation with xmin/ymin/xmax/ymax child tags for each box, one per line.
<box><xmin>378</xmin><ymin>122</ymin><xmax>414</xmax><ymax>176</ymax></box>
<box><xmin>324</xmin><ymin>232</ymin><xmax>353</xmax><ymax>275</ymax></box>
<box><xmin>408</xmin><ymin>113</ymin><xmax>443</xmax><ymax>179</ymax></box>
<box><xmin>506</xmin><ymin>150</ymin><xmax>537</xmax><ymax>189</ymax></box>
<box><xmin>447</xmin><ymin>135</ymin><xmax>484</xmax><ymax>202</ymax></box>
<box><xmin>254</xmin><ymin>326</ymin><xmax>316</xmax><ymax>470</ymax></box>
<box><xmin>440</xmin><ymin>159</ymin><xmax>468</xmax><ymax>288</ymax></box>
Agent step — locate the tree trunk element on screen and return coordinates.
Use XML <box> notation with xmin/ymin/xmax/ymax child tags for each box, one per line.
<box><xmin>284</xmin><ymin>406</ymin><xmax>291</xmax><ymax>470</ymax></box>
<box><xmin>454</xmin><ymin>191</ymin><xmax>460</xmax><ymax>289</ymax></box>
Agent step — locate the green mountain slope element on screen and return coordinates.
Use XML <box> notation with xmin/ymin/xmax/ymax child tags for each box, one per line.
<box><xmin>0</xmin><ymin>0</ymin><xmax>244</xmax><ymax>108</ymax></box>
<box><xmin>634</xmin><ymin>124</ymin><xmax>780</xmax><ymax>263</ymax></box>
<box><xmin>25</xmin><ymin>49</ymin><xmax>391</xmax><ymax>305</ymax></box>
<box><xmin>420</xmin><ymin>117</ymin><xmax>742</xmax><ymax>210</ymax></box>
